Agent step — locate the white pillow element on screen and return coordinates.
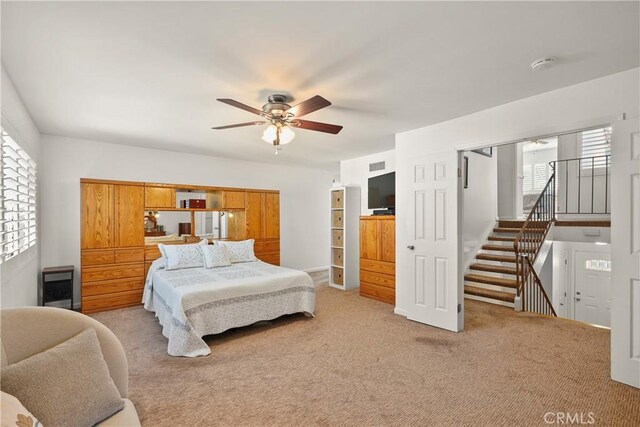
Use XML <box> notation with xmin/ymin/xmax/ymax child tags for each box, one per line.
<box><xmin>200</xmin><ymin>244</ymin><xmax>232</xmax><ymax>268</ymax></box>
<box><xmin>1</xmin><ymin>391</ymin><xmax>42</xmax><ymax>427</ymax></box>
<box><xmin>217</xmin><ymin>239</ymin><xmax>257</xmax><ymax>263</ymax></box>
<box><xmin>160</xmin><ymin>240</ymin><xmax>208</xmax><ymax>270</ymax></box>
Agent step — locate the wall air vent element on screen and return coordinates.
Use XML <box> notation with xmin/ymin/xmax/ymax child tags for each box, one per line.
<box><xmin>369</xmin><ymin>161</ymin><xmax>386</xmax><ymax>172</ymax></box>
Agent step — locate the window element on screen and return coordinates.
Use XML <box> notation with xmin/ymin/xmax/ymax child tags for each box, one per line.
<box><xmin>523</xmin><ymin>162</ymin><xmax>552</xmax><ymax>194</ymax></box>
<box><xmin>580</xmin><ymin>127</ymin><xmax>611</xmax><ymax>169</ymax></box>
<box><xmin>523</xmin><ymin>164</ymin><xmax>532</xmax><ymax>194</ymax></box>
<box><xmin>585</xmin><ymin>259</ymin><xmax>611</xmax><ymax>272</ymax></box>
<box><xmin>1</xmin><ymin>129</ymin><xmax>37</xmax><ymax>263</ymax></box>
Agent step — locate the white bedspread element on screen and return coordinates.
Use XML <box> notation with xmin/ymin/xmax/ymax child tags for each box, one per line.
<box><xmin>142</xmin><ymin>259</ymin><xmax>316</xmax><ymax>357</ymax></box>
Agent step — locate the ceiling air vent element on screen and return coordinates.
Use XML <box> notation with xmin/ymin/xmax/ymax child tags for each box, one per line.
<box><xmin>369</xmin><ymin>161</ymin><xmax>385</xmax><ymax>172</ymax></box>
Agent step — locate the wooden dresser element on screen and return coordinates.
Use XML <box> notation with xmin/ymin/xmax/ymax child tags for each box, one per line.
<box><xmin>80</xmin><ymin>178</ymin><xmax>281</xmax><ymax>313</ymax></box>
<box><xmin>359</xmin><ymin>215</ymin><xmax>395</xmax><ymax>304</ymax></box>
<box><xmin>81</xmin><ymin>179</ymin><xmax>145</xmax><ymax>313</ymax></box>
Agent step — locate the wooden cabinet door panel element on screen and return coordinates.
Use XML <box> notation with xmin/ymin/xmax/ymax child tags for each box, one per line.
<box><xmin>245</xmin><ymin>192</ymin><xmax>262</xmax><ymax>239</ymax></box>
<box><xmin>222</xmin><ymin>191</ymin><xmax>246</xmax><ymax>209</ymax></box>
<box><xmin>379</xmin><ymin>219</ymin><xmax>395</xmax><ymax>263</ymax></box>
<box><xmin>263</xmin><ymin>193</ymin><xmax>280</xmax><ymax>239</ymax></box>
<box><xmin>81</xmin><ymin>183</ymin><xmax>114</xmax><ymax>249</ymax></box>
<box><xmin>115</xmin><ymin>185</ymin><xmax>144</xmax><ymax>247</ymax></box>
<box><xmin>145</xmin><ymin>186</ymin><xmax>175</xmax><ymax>208</ymax></box>
<box><xmin>359</xmin><ymin>220</ymin><xmax>378</xmax><ymax>260</ymax></box>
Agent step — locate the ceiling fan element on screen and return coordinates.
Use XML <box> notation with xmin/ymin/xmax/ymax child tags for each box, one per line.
<box><xmin>212</xmin><ymin>94</ymin><xmax>343</xmax><ymax>154</ymax></box>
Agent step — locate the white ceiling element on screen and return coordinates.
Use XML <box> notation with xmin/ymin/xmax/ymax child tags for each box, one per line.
<box><xmin>2</xmin><ymin>1</ymin><xmax>638</xmax><ymax>171</ymax></box>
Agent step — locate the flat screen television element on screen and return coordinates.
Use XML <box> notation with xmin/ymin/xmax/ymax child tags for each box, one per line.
<box><xmin>368</xmin><ymin>172</ymin><xmax>396</xmax><ymax>209</ymax></box>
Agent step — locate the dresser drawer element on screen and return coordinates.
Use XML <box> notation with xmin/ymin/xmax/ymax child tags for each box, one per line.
<box><xmin>360</xmin><ymin>270</ymin><xmax>395</xmax><ymax>289</ymax></box>
<box><xmin>145</xmin><ymin>245</ymin><xmax>163</xmax><ymax>261</ymax></box>
<box><xmin>360</xmin><ymin>282</ymin><xmax>395</xmax><ymax>304</ymax></box>
<box><xmin>257</xmin><ymin>253</ymin><xmax>280</xmax><ymax>265</ymax></box>
<box><xmin>360</xmin><ymin>258</ymin><xmax>395</xmax><ymax>276</ymax></box>
<box><xmin>82</xmin><ymin>289</ymin><xmax>144</xmax><ymax>313</ymax></box>
<box><xmin>82</xmin><ymin>277</ymin><xmax>144</xmax><ymax>297</ymax></box>
<box><xmin>82</xmin><ymin>263</ymin><xmax>145</xmax><ymax>283</ymax></box>
<box><xmin>81</xmin><ymin>249</ymin><xmax>115</xmax><ymax>266</ymax></box>
<box><xmin>255</xmin><ymin>239</ymin><xmax>279</xmax><ymax>254</ymax></box>
<box><xmin>115</xmin><ymin>248</ymin><xmax>144</xmax><ymax>264</ymax></box>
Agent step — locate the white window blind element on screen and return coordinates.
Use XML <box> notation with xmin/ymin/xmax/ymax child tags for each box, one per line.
<box><xmin>580</xmin><ymin>127</ymin><xmax>611</xmax><ymax>169</ymax></box>
<box><xmin>533</xmin><ymin>163</ymin><xmax>548</xmax><ymax>192</ymax></box>
<box><xmin>1</xmin><ymin>129</ymin><xmax>37</xmax><ymax>263</ymax></box>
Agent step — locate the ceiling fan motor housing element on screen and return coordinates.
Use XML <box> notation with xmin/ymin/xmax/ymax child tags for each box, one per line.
<box><xmin>263</xmin><ymin>94</ymin><xmax>292</xmax><ymax>117</ymax></box>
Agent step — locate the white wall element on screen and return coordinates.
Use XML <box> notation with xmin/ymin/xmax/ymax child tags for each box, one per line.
<box><xmin>40</xmin><ymin>135</ymin><xmax>334</xmax><ymax>306</ymax></box>
<box><xmin>462</xmin><ymin>151</ymin><xmax>497</xmax><ymax>269</ymax></box>
<box><xmin>1</xmin><ymin>66</ymin><xmax>41</xmax><ymax>308</ymax></box>
<box><xmin>496</xmin><ymin>143</ymin><xmax>523</xmax><ymax>219</ymax></box>
<box><xmin>395</xmin><ymin>68</ymin><xmax>640</xmax><ymax>318</ymax></box>
<box><xmin>340</xmin><ymin>149</ymin><xmax>395</xmax><ymax>215</ymax></box>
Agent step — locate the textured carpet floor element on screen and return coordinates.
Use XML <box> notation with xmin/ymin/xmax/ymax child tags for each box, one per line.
<box><xmin>92</xmin><ymin>275</ymin><xmax>640</xmax><ymax>426</ymax></box>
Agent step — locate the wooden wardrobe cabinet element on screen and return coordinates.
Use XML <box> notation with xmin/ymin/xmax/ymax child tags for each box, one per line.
<box><xmin>144</xmin><ymin>186</ymin><xmax>176</xmax><ymax>209</ymax></box>
<box><xmin>246</xmin><ymin>191</ymin><xmax>280</xmax><ymax>265</ymax></box>
<box><xmin>359</xmin><ymin>216</ymin><xmax>395</xmax><ymax>304</ymax></box>
<box><xmin>81</xmin><ymin>180</ymin><xmax>145</xmax><ymax>313</ymax></box>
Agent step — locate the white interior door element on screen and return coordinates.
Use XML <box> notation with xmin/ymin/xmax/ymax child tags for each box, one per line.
<box><xmin>574</xmin><ymin>250</ymin><xmax>611</xmax><ymax>328</ymax></box>
<box><xmin>611</xmin><ymin>117</ymin><xmax>640</xmax><ymax>388</ymax></box>
<box><xmin>406</xmin><ymin>152</ymin><xmax>462</xmax><ymax>332</ymax></box>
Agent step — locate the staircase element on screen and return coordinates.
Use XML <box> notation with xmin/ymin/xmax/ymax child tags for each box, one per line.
<box><xmin>464</xmin><ymin>220</ymin><xmax>525</xmax><ymax>307</ymax></box>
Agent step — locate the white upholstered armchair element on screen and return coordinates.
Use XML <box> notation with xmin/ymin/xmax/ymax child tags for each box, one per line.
<box><xmin>0</xmin><ymin>307</ymin><xmax>141</xmax><ymax>426</ymax></box>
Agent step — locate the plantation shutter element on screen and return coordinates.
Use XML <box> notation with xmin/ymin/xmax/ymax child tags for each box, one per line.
<box><xmin>1</xmin><ymin>129</ymin><xmax>37</xmax><ymax>263</ymax></box>
<box><xmin>580</xmin><ymin>127</ymin><xmax>611</xmax><ymax>168</ymax></box>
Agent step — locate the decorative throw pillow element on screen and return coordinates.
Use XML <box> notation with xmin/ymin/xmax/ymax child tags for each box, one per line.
<box><xmin>0</xmin><ymin>328</ymin><xmax>124</xmax><ymax>427</ymax></box>
<box><xmin>200</xmin><ymin>244</ymin><xmax>232</xmax><ymax>269</ymax></box>
<box><xmin>160</xmin><ymin>239</ymin><xmax>208</xmax><ymax>270</ymax></box>
<box><xmin>1</xmin><ymin>391</ymin><xmax>43</xmax><ymax>427</ymax></box>
<box><xmin>217</xmin><ymin>239</ymin><xmax>257</xmax><ymax>263</ymax></box>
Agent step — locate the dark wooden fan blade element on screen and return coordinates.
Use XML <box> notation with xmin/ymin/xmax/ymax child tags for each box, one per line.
<box><xmin>288</xmin><ymin>95</ymin><xmax>331</xmax><ymax>118</ymax></box>
<box><xmin>217</xmin><ymin>98</ymin><xmax>264</xmax><ymax>116</ymax></box>
<box><xmin>211</xmin><ymin>121</ymin><xmax>266</xmax><ymax>130</ymax></box>
<box><xmin>294</xmin><ymin>119</ymin><xmax>343</xmax><ymax>134</ymax></box>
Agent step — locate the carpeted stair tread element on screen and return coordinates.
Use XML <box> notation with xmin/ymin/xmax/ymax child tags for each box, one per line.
<box><xmin>469</xmin><ymin>263</ymin><xmax>517</xmax><ymax>275</ymax></box>
<box><xmin>476</xmin><ymin>253</ymin><xmax>517</xmax><ymax>263</ymax></box>
<box><xmin>464</xmin><ymin>285</ymin><xmax>516</xmax><ymax>303</ymax></box>
<box><xmin>464</xmin><ymin>273</ymin><xmax>517</xmax><ymax>288</ymax></box>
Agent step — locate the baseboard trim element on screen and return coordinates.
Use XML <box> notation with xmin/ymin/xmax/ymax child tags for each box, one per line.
<box><xmin>304</xmin><ymin>266</ymin><xmax>329</xmax><ymax>273</ymax></box>
<box><xmin>394</xmin><ymin>307</ymin><xmax>408</xmax><ymax>317</ymax></box>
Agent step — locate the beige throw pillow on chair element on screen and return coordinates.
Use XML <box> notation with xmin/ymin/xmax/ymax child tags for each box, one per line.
<box><xmin>1</xmin><ymin>328</ymin><xmax>124</xmax><ymax>427</ymax></box>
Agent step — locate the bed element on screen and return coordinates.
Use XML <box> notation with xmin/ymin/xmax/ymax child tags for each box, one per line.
<box><xmin>142</xmin><ymin>258</ymin><xmax>316</xmax><ymax>357</ymax></box>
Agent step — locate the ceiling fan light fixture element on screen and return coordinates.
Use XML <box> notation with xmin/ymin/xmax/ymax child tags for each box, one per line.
<box><xmin>261</xmin><ymin>124</ymin><xmax>278</xmax><ymax>144</ymax></box>
<box><xmin>261</xmin><ymin>124</ymin><xmax>295</xmax><ymax>146</ymax></box>
<box><xmin>279</xmin><ymin>126</ymin><xmax>295</xmax><ymax>145</ymax></box>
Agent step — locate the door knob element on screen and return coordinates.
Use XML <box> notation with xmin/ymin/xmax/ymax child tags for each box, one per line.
<box><xmin>407</xmin><ymin>245</ymin><xmax>415</xmax><ymax>250</ymax></box>
<box><xmin>575</xmin><ymin>297</ymin><xmax>581</xmax><ymax>302</ymax></box>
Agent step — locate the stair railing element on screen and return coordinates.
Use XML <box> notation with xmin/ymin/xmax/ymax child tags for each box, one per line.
<box><xmin>513</xmin><ymin>172</ymin><xmax>556</xmax><ymax>316</ymax></box>
<box><xmin>518</xmin><ymin>255</ymin><xmax>557</xmax><ymax>316</ymax></box>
